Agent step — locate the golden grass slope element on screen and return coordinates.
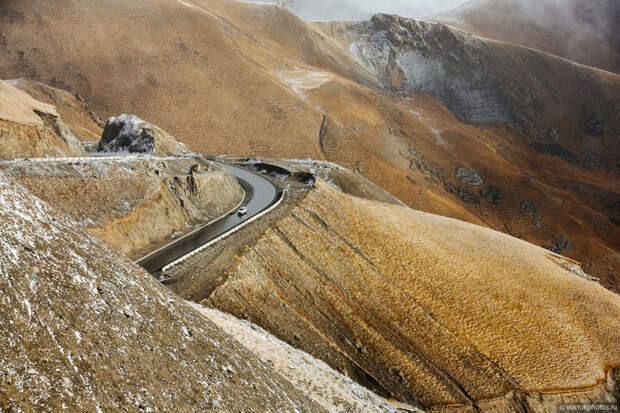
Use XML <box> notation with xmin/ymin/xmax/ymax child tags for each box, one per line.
<box><xmin>208</xmin><ymin>179</ymin><xmax>620</xmax><ymax>409</ymax></box>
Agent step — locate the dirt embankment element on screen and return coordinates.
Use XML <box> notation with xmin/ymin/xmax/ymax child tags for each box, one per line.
<box><xmin>179</xmin><ymin>173</ymin><xmax>620</xmax><ymax>411</ymax></box>
<box><xmin>0</xmin><ymin>157</ymin><xmax>244</xmax><ymax>258</ymax></box>
<box><xmin>0</xmin><ymin>80</ymin><xmax>86</xmax><ymax>159</ymax></box>
<box><xmin>6</xmin><ymin>77</ymin><xmax>104</xmax><ymax>142</ymax></box>
<box><xmin>0</xmin><ymin>170</ymin><xmax>323</xmax><ymax>412</ymax></box>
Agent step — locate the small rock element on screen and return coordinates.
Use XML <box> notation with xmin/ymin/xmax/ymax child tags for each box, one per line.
<box><xmin>479</xmin><ymin>186</ymin><xmax>503</xmax><ymax>205</ymax></box>
<box><xmin>455</xmin><ymin>168</ymin><xmax>484</xmax><ymax>186</ymax></box>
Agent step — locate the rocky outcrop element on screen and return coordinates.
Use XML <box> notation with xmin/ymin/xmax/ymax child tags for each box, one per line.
<box><xmin>6</xmin><ymin>78</ymin><xmax>104</xmax><ymax>142</ymax></box>
<box><xmin>0</xmin><ymin>79</ymin><xmax>86</xmax><ymax>159</ymax></box>
<box><xmin>97</xmin><ymin>114</ymin><xmax>189</xmax><ymax>156</ymax></box>
<box><xmin>0</xmin><ymin>171</ymin><xmax>322</xmax><ymax>412</ymax></box>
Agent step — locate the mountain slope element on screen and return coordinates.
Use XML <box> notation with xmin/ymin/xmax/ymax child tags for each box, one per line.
<box><xmin>1</xmin><ymin>0</ymin><xmax>618</xmax><ymax>289</ymax></box>
<box><xmin>0</xmin><ymin>170</ymin><xmax>323</xmax><ymax>412</ymax></box>
<box><xmin>0</xmin><ymin>0</ymin><xmax>377</xmax><ymax>158</ymax></box>
<box><xmin>434</xmin><ymin>0</ymin><xmax>620</xmax><ymax>74</ymax></box>
<box><xmin>198</xmin><ymin>176</ymin><xmax>620</xmax><ymax>410</ymax></box>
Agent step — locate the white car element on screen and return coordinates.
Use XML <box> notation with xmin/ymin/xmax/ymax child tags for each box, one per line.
<box><xmin>237</xmin><ymin>207</ymin><xmax>248</xmax><ymax>216</ymax></box>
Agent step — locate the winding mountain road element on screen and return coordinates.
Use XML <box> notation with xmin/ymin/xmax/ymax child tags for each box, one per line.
<box><xmin>136</xmin><ymin>163</ymin><xmax>281</xmax><ymax>274</ymax></box>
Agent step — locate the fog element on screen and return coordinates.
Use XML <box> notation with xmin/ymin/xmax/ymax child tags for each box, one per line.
<box><xmin>253</xmin><ymin>0</ymin><xmax>471</xmax><ymax>21</ymax></box>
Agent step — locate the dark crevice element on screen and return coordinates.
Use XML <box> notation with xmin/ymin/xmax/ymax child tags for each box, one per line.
<box><xmin>298</xmin><ymin>206</ymin><xmax>376</xmax><ymax>267</ymax></box>
<box><xmin>271</xmin><ymin>223</ymin><xmax>479</xmax><ymax>406</ymax></box>
<box><xmin>318</xmin><ymin>114</ymin><xmax>328</xmax><ymax>158</ymax></box>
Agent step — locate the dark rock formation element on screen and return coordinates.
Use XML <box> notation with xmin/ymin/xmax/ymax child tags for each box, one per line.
<box><xmin>479</xmin><ymin>186</ymin><xmax>503</xmax><ymax>205</ymax></box>
<box><xmin>98</xmin><ymin>114</ymin><xmax>156</xmax><ymax>154</ymax></box>
<box><xmin>97</xmin><ymin>114</ymin><xmax>189</xmax><ymax>156</ymax></box>
<box><xmin>455</xmin><ymin>168</ymin><xmax>484</xmax><ymax>186</ymax></box>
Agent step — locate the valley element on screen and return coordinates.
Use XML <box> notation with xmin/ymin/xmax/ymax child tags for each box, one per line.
<box><xmin>0</xmin><ymin>0</ymin><xmax>619</xmax><ymax>411</ymax></box>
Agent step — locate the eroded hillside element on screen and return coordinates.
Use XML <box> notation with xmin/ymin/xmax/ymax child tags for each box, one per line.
<box><xmin>7</xmin><ymin>77</ymin><xmax>104</xmax><ymax>142</ymax></box>
<box><xmin>200</xmin><ymin>177</ymin><xmax>620</xmax><ymax>410</ymax></box>
<box><xmin>0</xmin><ymin>80</ymin><xmax>85</xmax><ymax>159</ymax></box>
<box><xmin>0</xmin><ymin>156</ymin><xmax>244</xmax><ymax>258</ymax></box>
<box><xmin>0</xmin><ymin>171</ymin><xmax>325</xmax><ymax>412</ymax></box>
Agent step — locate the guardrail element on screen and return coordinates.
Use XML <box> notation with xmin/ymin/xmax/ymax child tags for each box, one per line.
<box><xmin>1</xmin><ymin>154</ymin><xmax>206</xmax><ymax>164</ymax></box>
<box><xmin>161</xmin><ymin>189</ymin><xmax>286</xmax><ymax>272</ymax></box>
<box><xmin>2</xmin><ymin>155</ymin><xmax>147</xmax><ymax>163</ymax></box>
<box><xmin>136</xmin><ymin>185</ymin><xmax>247</xmax><ymax>266</ymax></box>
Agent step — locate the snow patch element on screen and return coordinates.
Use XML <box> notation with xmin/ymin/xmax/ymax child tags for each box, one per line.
<box><xmin>276</xmin><ymin>68</ymin><xmax>334</xmax><ymax>99</ymax></box>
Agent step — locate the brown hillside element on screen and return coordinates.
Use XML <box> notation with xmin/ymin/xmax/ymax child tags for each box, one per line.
<box><xmin>0</xmin><ymin>171</ymin><xmax>323</xmax><ymax>412</ymax></box>
<box><xmin>1</xmin><ymin>0</ymin><xmax>618</xmax><ymax>289</ymax></box>
<box><xmin>0</xmin><ymin>0</ymin><xmax>376</xmax><ymax>159</ymax></box>
<box><xmin>203</xmin><ymin>178</ymin><xmax>620</xmax><ymax>410</ymax></box>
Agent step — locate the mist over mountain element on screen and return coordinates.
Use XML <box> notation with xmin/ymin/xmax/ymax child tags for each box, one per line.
<box><xmin>257</xmin><ymin>0</ymin><xmax>619</xmax><ymax>73</ymax></box>
<box><xmin>255</xmin><ymin>0</ymin><xmax>468</xmax><ymax>20</ymax></box>
<box><xmin>436</xmin><ymin>0</ymin><xmax>620</xmax><ymax>73</ymax></box>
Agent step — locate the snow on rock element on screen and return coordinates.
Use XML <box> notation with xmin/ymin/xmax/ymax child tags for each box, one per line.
<box><xmin>97</xmin><ymin>114</ymin><xmax>189</xmax><ymax>157</ymax></box>
<box><xmin>0</xmin><ymin>171</ymin><xmax>322</xmax><ymax>412</ymax></box>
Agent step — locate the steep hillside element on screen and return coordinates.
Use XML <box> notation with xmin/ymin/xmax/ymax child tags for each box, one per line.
<box><xmin>0</xmin><ymin>0</ymin><xmax>376</xmax><ymax>158</ymax></box>
<box><xmin>0</xmin><ymin>80</ymin><xmax>85</xmax><ymax>158</ymax></box>
<box><xmin>435</xmin><ymin>0</ymin><xmax>620</xmax><ymax>74</ymax></box>
<box><xmin>0</xmin><ymin>171</ymin><xmax>323</xmax><ymax>412</ymax></box>
<box><xmin>193</xmin><ymin>304</ymin><xmax>419</xmax><ymax>412</ymax></box>
<box><xmin>7</xmin><ymin>78</ymin><xmax>104</xmax><ymax>142</ymax></box>
<box><xmin>166</xmin><ymin>170</ymin><xmax>620</xmax><ymax>410</ymax></box>
<box><xmin>1</xmin><ymin>0</ymin><xmax>618</xmax><ymax>289</ymax></box>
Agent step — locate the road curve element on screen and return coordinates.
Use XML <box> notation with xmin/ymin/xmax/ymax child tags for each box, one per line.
<box><xmin>136</xmin><ymin>163</ymin><xmax>280</xmax><ymax>274</ymax></box>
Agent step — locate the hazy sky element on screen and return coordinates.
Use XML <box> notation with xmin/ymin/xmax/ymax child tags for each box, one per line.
<box><xmin>260</xmin><ymin>0</ymin><xmax>472</xmax><ymax>20</ymax></box>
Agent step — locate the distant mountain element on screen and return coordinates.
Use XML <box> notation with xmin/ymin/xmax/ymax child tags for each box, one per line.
<box><xmin>435</xmin><ymin>0</ymin><xmax>620</xmax><ymax>74</ymax></box>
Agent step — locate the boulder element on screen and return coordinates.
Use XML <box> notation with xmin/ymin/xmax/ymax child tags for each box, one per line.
<box><xmin>97</xmin><ymin>114</ymin><xmax>189</xmax><ymax>156</ymax></box>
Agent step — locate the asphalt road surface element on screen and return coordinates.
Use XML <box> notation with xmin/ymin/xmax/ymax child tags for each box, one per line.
<box><xmin>136</xmin><ymin>163</ymin><xmax>280</xmax><ymax>274</ymax></box>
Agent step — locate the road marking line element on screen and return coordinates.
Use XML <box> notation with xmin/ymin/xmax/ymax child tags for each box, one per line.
<box><xmin>161</xmin><ymin>189</ymin><xmax>286</xmax><ymax>272</ymax></box>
